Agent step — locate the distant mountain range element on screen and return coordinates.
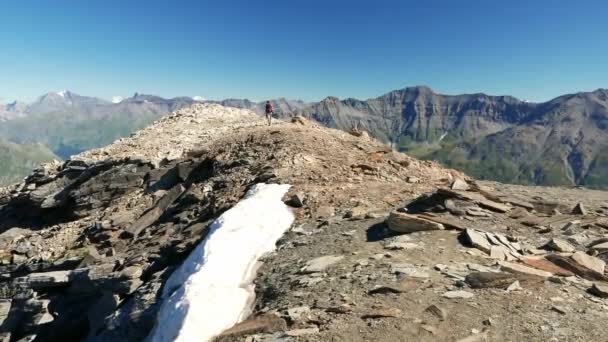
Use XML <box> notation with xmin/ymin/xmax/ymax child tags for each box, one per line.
<box><xmin>223</xmin><ymin>86</ymin><xmax>608</xmax><ymax>189</ymax></box>
<box><xmin>1</xmin><ymin>87</ymin><xmax>607</xmax><ymax>189</ymax></box>
<box><xmin>0</xmin><ymin>91</ymin><xmax>197</xmax><ymax>159</ymax></box>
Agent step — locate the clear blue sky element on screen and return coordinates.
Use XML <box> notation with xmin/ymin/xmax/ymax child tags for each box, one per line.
<box><xmin>1</xmin><ymin>0</ymin><xmax>606</xmax><ymax>103</ymax></box>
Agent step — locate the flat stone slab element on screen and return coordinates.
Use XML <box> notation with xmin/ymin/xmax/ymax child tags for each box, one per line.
<box><xmin>388</xmin><ymin>211</ymin><xmax>445</xmax><ymax>233</ymax></box>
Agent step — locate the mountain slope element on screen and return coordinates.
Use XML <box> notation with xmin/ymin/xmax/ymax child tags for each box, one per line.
<box><xmin>430</xmin><ymin>89</ymin><xmax>608</xmax><ymax>186</ymax></box>
<box><xmin>0</xmin><ymin>139</ymin><xmax>58</xmax><ymax>185</ymax></box>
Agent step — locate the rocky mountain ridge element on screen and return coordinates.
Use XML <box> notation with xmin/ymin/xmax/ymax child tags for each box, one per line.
<box><xmin>0</xmin><ymin>103</ymin><xmax>452</xmax><ymax>341</ymax></box>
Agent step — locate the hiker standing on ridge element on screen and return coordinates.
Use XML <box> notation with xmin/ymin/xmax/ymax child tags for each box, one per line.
<box><xmin>265</xmin><ymin>101</ymin><xmax>273</xmax><ymax>126</ymax></box>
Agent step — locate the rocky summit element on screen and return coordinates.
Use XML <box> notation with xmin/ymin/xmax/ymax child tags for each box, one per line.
<box><xmin>1</xmin><ymin>103</ymin><xmax>608</xmax><ymax>341</ymax></box>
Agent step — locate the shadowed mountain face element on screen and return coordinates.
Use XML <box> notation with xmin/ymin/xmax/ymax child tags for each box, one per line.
<box><xmin>221</xmin><ymin>86</ymin><xmax>608</xmax><ymax>189</ymax></box>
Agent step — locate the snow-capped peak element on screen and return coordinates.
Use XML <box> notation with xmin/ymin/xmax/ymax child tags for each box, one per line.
<box><xmin>192</xmin><ymin>96</ymin><xmax>206</xmax><ymax>102</ymax></box>
<box><xmin>112</xmin><ymin>96</ymin><xmax>124</xmax><ymax>104</ymax></box>
<box><xmin>57</xmin><ymin>90</ymin><xmax>67</xmax><ymax>98</ymax></box>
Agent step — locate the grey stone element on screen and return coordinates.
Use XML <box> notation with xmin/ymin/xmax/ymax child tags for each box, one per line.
<box><xmin>285</xmin><ymin>193</ymin><xmax>305</xmax><ymax>208</ymax></box>
<box><xmin>589</xmin><ymin>283</ymin><xmax>608</xmax><ymax>298</ymax></box>
<box><xmin>300</xmin><ymin>255</ymin><xmax>344</xmax><ymax>274</ymax></box>
<box><xmin>572</xmin><ymin>203</ymin><xmax>588</xmax><ymax>215</ymax></box>
<box><xmin>425</xmin><ymin>304</ymin><xmax>447</xmax><ymax>320</ymax></box>
<box><xmin>451</xmin><ymin>177</ymin><xmax>470</xmax><ymax>191</ymax></box>
<box><xmin>463</xmin><ymin>229</ymin><xmax>492</xmax><ymax>254</ymax></box>
<box><xmin>544</xmin><ymin>238</ymin><xmax>575</xmax><ymax>253</ymax></box>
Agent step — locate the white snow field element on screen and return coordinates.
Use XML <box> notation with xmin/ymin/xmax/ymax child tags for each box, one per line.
<box><xmin>147</xmin><ymin>183</ymin><xmax>294</xmax><ymax>342</ymax></box>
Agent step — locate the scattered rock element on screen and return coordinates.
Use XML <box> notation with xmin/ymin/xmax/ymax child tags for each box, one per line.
<box><xmin>361</xmin><ymin>305</ymin><xmax>402</xmax><ymax>319</ymax></box>
<box><xmin>424</xmin><ymin>304</ymin><xmax>447</xmax><ymax>320</ymax></box>
<box><xmin>506</xmin><ymin>280</ymin><xmax>522</xmax><ymax>292</ymax></box>
<box><xmin>442</xmin><ymin>290</ymin><xmax>475</xmax><ymax>299</ymax></box>
<box><xmin>544</xmin><ymin>238</ymin><xmax>575</xmax><ymax>253</ymax></box>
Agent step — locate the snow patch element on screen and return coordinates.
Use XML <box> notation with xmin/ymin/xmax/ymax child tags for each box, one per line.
<box><xmin>192</xmin><ymin>96</ymin><xmax>206</xmax><ymax>102</ymax></box>
<box><xmin>112</xmin><ymin>96</ymin><xmax>124</xmax><ymax>104</ymax></box>
<box><xmin>438</xmin><ymin>132</ymin><xmax>448</xmax><ymax>142</ymax></box>
<box><xmin>57</xmin><ymin>90</ymin><xmax>67</xmax><ymax>98</ymax></box>
<box><xmin>147</xmin><ymin>183</ymin><xmax>294</xmax><ymax>342</ymax></box>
